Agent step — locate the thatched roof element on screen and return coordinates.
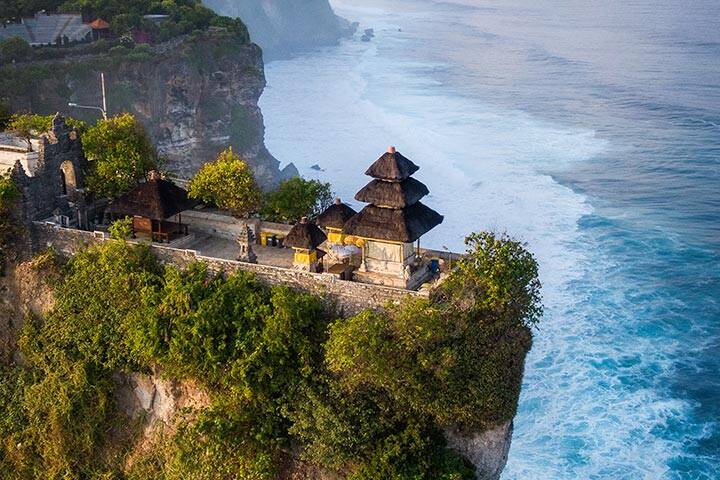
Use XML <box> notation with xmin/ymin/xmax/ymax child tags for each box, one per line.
<box><xmin>285</xmin><ymin>217</ymin><xmax>328</xmax><ymax>250</ymax></box>
<box><xmin>105</xmin><ymin>179</ymin><xmax>195</xmax><ymax>219</ymax></box>
<box><xmin>317</xmin><ymin>198</ymin><xmax>357</xmax><ymax>229</ymax></box>
<box><xmin>355</xmin><ymin>177</ymin><xmax>429</xmax><ymax>209</ymax></box>
<box><xmin>365</xmin><ymin>147</ymin><xmax>419</xmax><ymax>182</ymax></box>
<box><xmin>343</xmin><ymin>202</ymin><xmax>443</xmax><ymax>243</ymax></box>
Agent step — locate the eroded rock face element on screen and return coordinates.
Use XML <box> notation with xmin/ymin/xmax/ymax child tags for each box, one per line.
<box><xmin>114</xmin><ymin>371</ymin><xmax>210</xmax><ymax>433</ymax></box>
<box><xmin>445</xmin><ymin>422</ymin><xmax>514</xmax><ymax>480</ymax></box>
<box><xmin>2</xmin><ymin>29</ymin><xmax>296</xmax><ymax>188</ymax></box>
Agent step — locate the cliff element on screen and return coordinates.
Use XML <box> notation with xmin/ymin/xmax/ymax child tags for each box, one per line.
<box><xmin>0</xmin><ymin>29</ymin><xmax>297</xmax><ymax>188</ymax></box>
<box><xmin>202</xmin><ymin>0</ymin><xmax>355</xmax><ymax>59</ymax></box>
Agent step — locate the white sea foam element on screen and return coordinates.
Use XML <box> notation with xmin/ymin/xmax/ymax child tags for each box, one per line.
<box><xmin>260</xmin><ymin>1</ymin><xmax>698</xmax><ymax>477</ymax></box>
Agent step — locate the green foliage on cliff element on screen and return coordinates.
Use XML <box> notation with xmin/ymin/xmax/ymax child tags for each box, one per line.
<box><xmin>325</xmin><ymin>232</ymin><xmax>540</xmax><ymax>431</ymax></box>
<box><xmin>0</xmin><ymin>173</ymin><xmax>21</xmax><ymax>266</ymax></box>
<box><xmin>261</xmin><ymin>177</ymin><xmax>334</xmax><ymax>223</ymax></box>
<box><xmin>1</xmin><ymin>1</ymin><xmax>249</xmax><ymax>44</ymax></box>
<box><xmin>83</xmin><ymin>113</ymin><xmax>158</xmax><ymax>198</ymax></box>
<box><xmin>0</xmin><ymin>231</ymin><xmax>541</xmax><ymax>479</ymax></box>
<box><xmin>188</xmin><ymin>147</ymin><xmax>261</xmax><ymax>217</ymax></box>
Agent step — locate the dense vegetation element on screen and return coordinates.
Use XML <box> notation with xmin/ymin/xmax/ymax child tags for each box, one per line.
<box><xmin>188</xmin><ymin>147</ymin><xmax>262</xmax><ymax>218</ymax></box>
<box><xmin>261</xmin><ymin>177</ymin><xmax>334</xmax><ymax>223</ymax></box>
<box><xmin>0</xmin><ymin>231</ymin><xmax>541</xmax><ymax>479</ymax></box>
<box><xmin>0</xmin><ymin>173</ymin><xmax>20</xmax><ymax>267</ymax></box>
<box><xmin>0</xmin><ymin>0</ymin><xmax>248</xmax><ymax>44</ymax></box>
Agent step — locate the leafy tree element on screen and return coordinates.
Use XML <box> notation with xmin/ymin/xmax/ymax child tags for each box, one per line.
<box><xmin>437</xmin><ymin>231</ymin><xmax>543</xmax><ymax>327</ymax></box>
<box><xmin>188</xmin><ymin>147</ymin><xmax>261</xmax><ymax>217</ymax></box>
<box><xmin>0</xmin><ymin>37</ymin><xmax>34</xmax><ymax>63</ymax></box>
<box><xmin>7</xmin><ymin>113</ymin><xmax>86</xmax><ymax>149</ymax></box>
<box><xmin>261</xmin><ymin>177</ymin><xmax>333</xmax><ymax>223</ymax></box>
<box><xmin>83</xmin><ymin>113</ymin><xmax>158</xmax><ymax>198</ymax></box>
<box><xmin>7</xmin><ymin>114</ymin><xmax>52</xmax><ymax>148</ymax></box>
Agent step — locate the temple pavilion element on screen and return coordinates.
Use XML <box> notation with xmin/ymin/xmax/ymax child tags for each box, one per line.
<box><xmin>343</xmin><ymin>147</ymin><xmax>443</xmax><ymax>289</ymax></box>
<box><xmin>105</xmin><ymin>171</ymin><xmax>195</xmax><ymax>243</ymax></box>
<box><xmin>284</xmin><ymin>216</ymin><xmax>327</xmax><ymax>272</ymax></box>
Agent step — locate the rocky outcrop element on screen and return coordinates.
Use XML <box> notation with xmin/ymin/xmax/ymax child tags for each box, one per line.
<box><xmin>202</xmin><ymin>0</ymin><xmax>355</xmax><ymax>59</ymax></box>
<box><xmin>445</xmin><ymin>422</ymin><xmax>514</xmax><ymax>480</ymax></box>
<box><xmin>1</xmin><ymin>29</ymin><xmax>297</xmax><ymax>188</ymax></box>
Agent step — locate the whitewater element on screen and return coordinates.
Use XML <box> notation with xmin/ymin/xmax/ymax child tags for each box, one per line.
<box><xmin>259</xmin><ymin>1</ymin><xmax>720</xmax><ymax>478</ymax></box>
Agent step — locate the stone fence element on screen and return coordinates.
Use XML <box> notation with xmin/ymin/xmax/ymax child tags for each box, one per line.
<box><xmin>30</xmin><ymin>222</ymin><xmax>428</xmax><ymax>317</ymax></box>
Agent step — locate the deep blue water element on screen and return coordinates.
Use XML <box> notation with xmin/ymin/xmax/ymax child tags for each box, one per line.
<box><xmin>259</xmin><ymin>1</ymin><xmax>720</xmax><ymax>478</ymax></box>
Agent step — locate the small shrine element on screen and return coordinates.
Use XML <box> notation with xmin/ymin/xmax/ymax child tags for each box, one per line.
<box><xmin>316</xmin><ymin>197</ymin><xmax>358</xmax><ymax>276</ymax></box>
<box><xmin>236</xmin><ymin>222</ymin><xmax>257</xmax><ymax>263</ymax></box>
<box><xmin>284</xmin><ymin>217</ymin><xmax>327</xmax><ymax>272</ymax></box>
<box><xmin>105</xmin><ymin>171</ymin><xmax>195</xmax><ymax>243</ymax></box>
<box><xmin>343</xmin><ymin>147</ymin><xmax>443</xmax><ymax>289</ymax></box>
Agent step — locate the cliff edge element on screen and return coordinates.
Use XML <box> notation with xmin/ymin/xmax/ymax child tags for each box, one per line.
<box><xmin>0</xmin><ymin>29</ymin><xmax>297</xmax><ymax>187</ymax></box>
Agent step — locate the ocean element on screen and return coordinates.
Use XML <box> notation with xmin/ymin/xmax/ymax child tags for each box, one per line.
<box><xmin>258</xmin><ymin>1</ymin><xmax>720</xmax><ymax>478</ymax></box>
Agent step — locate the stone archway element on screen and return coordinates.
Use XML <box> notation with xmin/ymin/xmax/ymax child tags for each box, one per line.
<box><xmin>59</xmin><ymin>160</ymin><xmax>77</xmax><ymax>196</ymax></box>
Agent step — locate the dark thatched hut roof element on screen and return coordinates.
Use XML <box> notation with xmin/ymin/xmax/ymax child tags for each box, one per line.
<box><xmin>365</xmin><ymin>147</ymin><xmax>419</xmax><ymax>182</ymax></box>
<box><xmin>317</xmin><ymin>198</ymin><xmax>357</xmax><ymax>229</ymax></box>
<box><xmin>355</xmin><ymin>177</ymin><xmax>429</xmax><ymax>209</ymax></box>
<box><xmin>343</xmin><ymin>202</ymin><xmax>443</xmax><ymax>243</ymax></box>
<box><xmin>105</xmin><ymin>178</ymin><xmax>195</xmax><ymax>219</ymax></box>
<box><xmin>285</xmin><ymin>217</ymin><xmax>328</xmax><ymax>250</ymax></box>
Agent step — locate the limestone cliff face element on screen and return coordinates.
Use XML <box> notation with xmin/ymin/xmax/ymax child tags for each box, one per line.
<box><xmin>1</xmin><ymin>29</ymin><xmax>296</xmax><ymax>188</ymax></box>
<box><xmin>202</xmin><ymin>0</ymin><xmax>355</xmax><ymax>59</ymax></box>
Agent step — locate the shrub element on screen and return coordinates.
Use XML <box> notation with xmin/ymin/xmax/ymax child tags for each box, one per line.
<box><xmin>0</xmin><ymin>173</ymin><xmax>21</xmax><ymax>267</ymax></box>
<box><xmin>0</xmin><ymin>37</ymin><xmax>33</xmax><ymax>63</ymax></box>
<box><xmin>188</xmin><ymin>147</ymin><xmax>261</xmax><ymax>217</ymax></box>
<box><xmin>261</xmin><ymin>177</ymin><xmax>334</xmax><ymax>223</ymax></box>
<box><xmin>7</xmin><ymin>113</ymin><xmax>86</xmax><ymax>148</ymax></box>
<box><xmin>83</xmin><ymin>113</ymin><xmax>158</xmax><ymax>198</ymax></box>
<box><xmin>0</xmin><ymin>101</ymin><xmax>11</xmax><ymax>130</ymax></box>
<box><xmin>325</xmin><ymin>232</ymin><xmax>541</xmax><ymax>430</ymax></box>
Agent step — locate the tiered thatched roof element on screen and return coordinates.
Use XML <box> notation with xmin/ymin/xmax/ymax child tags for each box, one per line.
<box><xmin>105</xmin><ymin>178</ymin><xmax>195</xmax><ymax>220</ymax></box>
<box><xmin>343</xmin><ymin>147</ymin><xmax>443</xmax><ymax>243</ymax></box>
<box><xmin>365</xmin><ymin>149</ymin><xmax>419</xmax><ymax>181</ymax></box>
<box><xmin>285</xmin><ymin>217</ymin><xmax>327</xmax><ymax>250</ymax></box>
<box><xmin>316</xmin><ymin>198</ymin><xmax>357</xmax><ymax>229</ymax></box>
<box><xmin>355</xmin><ymin>177</ymin><xmax>429</xmax><ymax>209</ymax></box>
<box><xmin>343</xmin><ymin>202</ymin><xmax>443</xmax><ymax>243</ymax></box>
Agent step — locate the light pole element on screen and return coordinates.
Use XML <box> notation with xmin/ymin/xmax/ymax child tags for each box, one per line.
<box><xmin>68</xmin><ymin>72</ymin><xmax>108</xmax><ymax>120</ymax></box>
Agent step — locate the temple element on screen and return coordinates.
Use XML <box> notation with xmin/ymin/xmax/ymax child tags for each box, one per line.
<box><xmin>340</xmin><ymin>147</ymin><xmax>444</xmax><ymax>289</ymax></box>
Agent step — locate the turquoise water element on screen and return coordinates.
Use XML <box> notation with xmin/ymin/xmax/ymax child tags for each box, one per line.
<box><xmin>259</xmin><ymin>1</ymin><xmax>720</xmax><ymax>478</ymax></box>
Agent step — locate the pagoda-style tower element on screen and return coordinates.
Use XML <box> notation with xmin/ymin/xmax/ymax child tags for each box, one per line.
<box><xmin>343</xmin><ymin>147</ymin><xmax>443</xmax><ymax>288</ymax></box>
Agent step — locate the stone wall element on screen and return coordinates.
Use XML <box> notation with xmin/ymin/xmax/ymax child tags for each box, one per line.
<box><xmin>30</xmin><ymin>222</ymin><xmax>426</xmax><ymax>317</ymax></box>
<box><xmin>180</xmin><ymin>209</ymin><xmax>291</xmax><ymax>241</ymax></box>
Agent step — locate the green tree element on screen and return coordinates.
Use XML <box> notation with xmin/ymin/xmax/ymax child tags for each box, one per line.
<box><xmin>261</xmin><ymin>177</ymin><xmax>333</xmax><ymax>223</ymax></box>
<box><xmin>83</xmin><ymin>113</ymin><xmax>157</xmax><ymax>198</ymax></box>
<box><xmin>7</xmin><ymin>114</ymin><xmax>52</xmax><ymax>148</ymax></box>
<box><xmin>0</xmin><ymin>37</ymin><xmax>34</xmax><ymax>63</ymax></box>
<box><xmin>188</xmin><ymin>147</ymin><xmax>261</xmax><ymax>217</ymax></box>
<box><xmin>8</xmin><ymin>113</ymin><xmax>86</xmax><ymax>149</ymax></box>
<box><xmin>325</xmin><ymin>231</ymin><xmax>542</xmax><ymax>431</ymax></box>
